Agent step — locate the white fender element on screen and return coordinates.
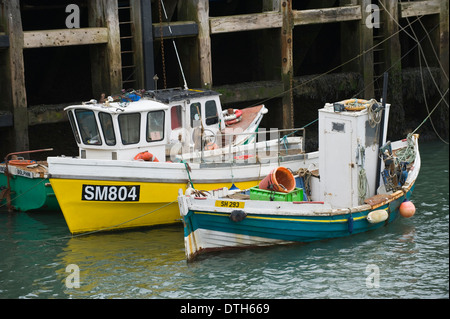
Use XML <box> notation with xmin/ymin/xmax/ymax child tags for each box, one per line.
<box><xmin>367</xmin><ymin>209</ymin><xmax>389</xmax><ymax>224</ymax></box>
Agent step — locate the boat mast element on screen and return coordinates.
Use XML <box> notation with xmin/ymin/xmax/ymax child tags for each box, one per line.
<box><xmin>375</xmin><ymin>72</ymin><xmax>389</xmax><ymax>191</ymax></box>
<box><xmin>159</xmin><ymin>0</ymin><xmax>189</xmax><ymax>90</ymax></box>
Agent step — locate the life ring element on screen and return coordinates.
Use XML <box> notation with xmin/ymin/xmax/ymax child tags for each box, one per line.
<box><xmin>223</xmin><ymin>109</ymin><xmax>243</xmax><ymax>124</ymax></box>
<box><xmin>224</xmin><ymin>109</ymin><xmax>243</xmax><ymax>126</ymax></box>
<box><xmin>234</xmin><ymin>154</ymin><xmax>254</xmax><ymax>160</ymax></box>
<box><xmin>134</xmin><ymin>151</ymin><xmax>159</xmax><ymax>162</ymax></box>
<box><xmin>342</xmin><ymin>98</ymin><xmax>370</xmax><ymax>111</ymax></box>
<box><xmin>8</xmin><ymin>160</ymin><xmax>36</xmax><ymax>166</ymax></box>
<box><xmin>225</xmin><ymin>117</ymin><xmax>242</xmax><ymax>126</ymax></box>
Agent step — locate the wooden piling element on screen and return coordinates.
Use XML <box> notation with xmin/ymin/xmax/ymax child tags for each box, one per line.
<box><xmin>178</xmin><ymin>0</ymin><xmax>212</xmax><ymax>89</ymax></box>
<box><xmin>440</xmin><ymin>0</ymin><xmax>449</xmax><ymax>94</ymax></box>
<box><xmin>439</xmin><ymin>0</ymin><xmax>449</xmax><ymax>138</ymax></box>
<box><xmin>359</xmin><ymin>0</ymin><xmax>375</xmax><ymax>99</ymax></box>
<box><xmin>4</xmin><ymin>0</ymin><xmax>28</xmax><ymax>152</ymax></box>
<box><xmin>281</xmin><ymin>0</ymin><xmax>294</xmax><ymax>129</ymax></box>
<box><xmin>381</xmin><ymin>0</ymin><xmax>405</xmax><ymax>133</ymax></box>
<box><xmin>88</xmin><ymin>0</ymin><xmax>122</xmax><ymax>99</ymax></box>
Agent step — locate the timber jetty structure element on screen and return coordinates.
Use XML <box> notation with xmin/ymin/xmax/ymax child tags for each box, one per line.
<box><xmin>0</xmin><ymin>0</ymin><xmax>448</xmax><ymax>156</ymax></box>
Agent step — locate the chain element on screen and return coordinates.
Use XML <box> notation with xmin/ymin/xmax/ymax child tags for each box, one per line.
<box><xmin>158</xmin><ymin>0</ymin><xmax>167</xmax><ymax>89</ymax></box>
<box><xmin>289</xmin><ymin>40</ymin><xmax>294</xmax><ymax>128</ymax></box>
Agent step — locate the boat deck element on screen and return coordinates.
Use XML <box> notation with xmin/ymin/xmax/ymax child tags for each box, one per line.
<box><xmin>1</xmin><ymin>161</ymin><xmax>49</xmax><ymax>179</ymax></box>
<box><xmin>222</xmin><ymin>105</ymin><xmax>264</xmax><ymax>135</ymax></box>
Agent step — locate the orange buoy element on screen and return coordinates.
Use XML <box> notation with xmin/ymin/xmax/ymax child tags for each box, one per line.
<box><xmin>259</xmin><ymin>167</ymin><xmax>295</xmax><ymax>193</ymax></box>
<box><xmin>399</xmin><ymin>200</ymin><xmax>415</xmax><ymax>218</ymax></box>
<box><xmin>134</xmin><ymin>151</ymin><xmax>159</xmax><ymax>162</ymax></box>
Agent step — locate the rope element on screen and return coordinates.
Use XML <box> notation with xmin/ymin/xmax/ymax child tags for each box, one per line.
<box><xmin>379</xmin><ymin>0</ymin><xmax>449</xmax><ymax>99</ymax></box>
<box><xmin>358</xmin><ymin>167</ymin><xmax>368</xmax><ymax>205</ymax></box>
<box><xmin>180</xmin><ymin>160</ymin><xmax>195</xmax><ymax>189</ymax></box>
<box><xmin>352</xmin><ymin>22</ymin><xmax>440</xmax><ymax>99</ymax></box>
<box><xmin>411</xmin><ymin>88</ymin><xmax>449</xmax><ymax>138</ymax></box>
<box><xmin>244</xmin><ymin>16</ymin><xmax>425</xmax><ymax>110</ymax></box>
<box><xmin>401</xmin><ymin>8</ymin><xmax>449</xmax><ymax>144</ymax></box>
<box><xmin>34</xmin><ymin>199</ymin><xmax>180</xmax><ymax>243</ymax></box>
<box><xmin>296</xmin><ymin>168</ymin><xmax>312</xmax><ymax>198</ymax></box>
<box><xmin>159</xmin><ymin>0</ymin><xmax>188</xmax><ymax>90</ymax></box>
<box><xmin>377</xmin><ymin>1</ymin><xmax>449</xmax><ymax>144</ymax></box>
<box><xmin>0</xmin><ymin>177</ymin><xmax>47</xmax><ymax>211</ymax></box>
<box><xmin>357</xmin><ymin>145</ymin><xmax>368</xmax><ymax>205</ymax></box>
<box><xmin>396</xmin><ymin>134</ymin><xmax>416</xmax><ymax>163</ymax></box>
<box><xmin>366</xmin><ymin>99</ymin><xmax>383</xmax><ymax>128</ymax></box>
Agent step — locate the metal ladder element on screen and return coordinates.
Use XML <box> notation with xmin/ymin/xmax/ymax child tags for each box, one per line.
<box><xmin>372</xmin><ymin>0</ymin><xmax>386</xmax><ymax>100</ymax></box>
<box><xmin>118</xmin><ymin>1</ymin><xmax>138</xmax><ymax>89</ymax></box>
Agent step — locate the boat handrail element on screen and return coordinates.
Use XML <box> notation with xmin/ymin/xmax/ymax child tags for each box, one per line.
<box><xmin>192</xmin><ymin>127</ymin><xmax>306</xmax><ymax>164</ymax></box>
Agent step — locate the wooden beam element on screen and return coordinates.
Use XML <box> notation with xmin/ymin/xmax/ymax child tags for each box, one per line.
<box><xmin>210</xmin><ymin>12</ymin><xmax>282</xmax><ymax>34</ymax></box>
<box><xmin>23</xmin><ymin>28</ymin><xmax>108</xmax><ymax>48</ymax></box>
<box><xmin>400</xmin><ymin>0</ymin><xmax>440</xmax><ymax>18</ymax></box>
<box><xmin>209</xmin><ymin>6</ymin><xmax>361</xmax><ymax>34</ymax></box>
<box><xmin>4</xmin><ymin>0</ymin><xmax>29</xmax><ymax>152</ymax></box>
<box><xmin>293</xmin><ymin>5</ymin><xmax>362</xmax><ymax>25</ymax></box>
<box><xmin>27</xmin><ymin>104</ymin><xmax>68</xmax><ymax>126</ymax></box>
<box><xmin>152</xmin><ymin>21</ymin><xmax>198</xmax><ymax>39</ymax></box>
<box><xmin>214</xmin><ymin>81</ymin><xmax>284</xmax><ymax>104</ymax></box>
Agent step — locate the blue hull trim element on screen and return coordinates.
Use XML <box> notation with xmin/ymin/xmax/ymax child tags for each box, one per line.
<box><xmin>184</xmin><ymin>187</ymin><xmax>413</xmax><ymax>244</ymax></box>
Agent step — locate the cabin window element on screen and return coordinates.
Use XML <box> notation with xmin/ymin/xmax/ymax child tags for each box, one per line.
<box><xmin>118</xmin><ymin>113</ymin><xmax>141</xmax><ymax>145</ymax></box>
<box><xmin>68</xmin><ymin>110</ymin><xmax>81</xmax><ymax>144</ymax></box>
<box><xmin>205</xmin><ymin>100</ymin><xmax>219</xmax><ymax>125</ymax></box>
<box><xmin>147</xmin><ymin>110</ymin><xmax>165</xmax><ymax>142</ymax></box>
<box><xmin>75</xmin><ymin>109</ymin><xmax>102</xmax><ymax>145</ymax></box>
<box><xmin>99</xmin><ymin>112</ymin><xmax>116</xmax><ymax>146</ymax></box>
<box><xmin>171</xmin><ymin>105</ymin><xmax>182</xmax><ymax>130</ymax></box>
<box><xmin>190</xmin><ymin>102</ymin><xmax>202</xmax><ymax>128</ymax></box>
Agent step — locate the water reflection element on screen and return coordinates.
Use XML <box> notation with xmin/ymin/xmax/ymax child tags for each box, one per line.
<box><xmin>56</xmin><ymin>225</ymin><xmax>187</xmax><ymax>298</ymax></box>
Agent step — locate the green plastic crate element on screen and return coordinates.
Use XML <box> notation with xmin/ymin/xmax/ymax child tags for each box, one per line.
<box><xmin>249</xmin><ymin>186</ymin><xmax>303</xmax><ymax>202</ymax></box>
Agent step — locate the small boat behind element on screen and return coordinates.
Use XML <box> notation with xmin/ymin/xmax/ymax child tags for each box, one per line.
<box><xmin>0</xmin><ymin>149</ymin><xmax>59</xmax><ymax>212</ymax></box>
<box><xmin>178</xmin><ymin>100</ymin><xmax>421</xmax><ymax>261</ymax></box>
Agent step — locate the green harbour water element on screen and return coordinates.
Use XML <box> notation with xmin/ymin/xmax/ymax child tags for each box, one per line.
<box><xmin>0</xmin><ymin>141</ymin><xmax>448</xmax><ymax>300</ymax></box>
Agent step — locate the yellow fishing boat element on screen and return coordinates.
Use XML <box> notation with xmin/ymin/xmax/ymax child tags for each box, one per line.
<box><xmin>48</xmin><ymin>88</ymin><xmax>313</xmax><ymax>234</ymax></box>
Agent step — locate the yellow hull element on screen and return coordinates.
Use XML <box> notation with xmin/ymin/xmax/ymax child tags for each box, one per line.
<box><xmin>50</xmin><ymin>178</ymin><xmax>258</xmax><ymax>234</ymax></box>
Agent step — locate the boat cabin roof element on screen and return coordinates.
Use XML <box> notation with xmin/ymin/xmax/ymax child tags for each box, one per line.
<box><xmin>64</xmin><ymin>88</ymin><xmax>221</xmax><ymax>114</ymax></box>
<box><xmin>144</xmin><ymin>88</ymin><xmax>221</xmax><ymax>104</ymax></box>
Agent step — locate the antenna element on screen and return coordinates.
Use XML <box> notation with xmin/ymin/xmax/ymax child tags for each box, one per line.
<box><xmin>160</xmin><ymin>0</ymin><xmax>189</xmax><ymax>90</ymax></box>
